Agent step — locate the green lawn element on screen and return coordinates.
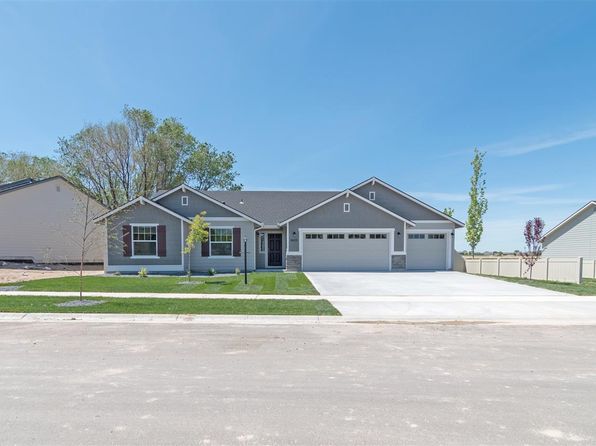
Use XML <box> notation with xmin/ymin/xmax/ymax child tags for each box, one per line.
<box><xmin>490</xmin><ymin>276</ymin><xmax>596</xmax><ymax>296</ymax></box>
<box><xmin>3</xmin><ymin>272</ymin><xmax>319</xmax><ymax>295</ymax></box>
<box><xmin>0</xmin><ymin>296</ymin><xmax>339</xmax><ymax>315</ymax></box>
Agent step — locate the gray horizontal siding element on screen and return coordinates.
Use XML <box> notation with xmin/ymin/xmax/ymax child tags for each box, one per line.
<box><xmin>188</xmin><ymin>220</ymin><xmax>256</xmax><ymax>272</ymax></box>
<box><xmin>156</xmin><ymin>190</ymin><xmax>239</xmax><ymax>219</ymax></box>
<box><xmin>543</xmin><ymin>207</ymin><xmax>596</xmax><ymax>260</ymax></box>
<box><xmin>353</xmin><ymin>183</ymin><xmax>445</xmax><ymax>221</ymax></box>
<box><xmin>287</xmin><ymin>194</ymin><xmax>406</xmax><ymax>252</ymax></box>
<box><xmin>107</xmin><ymin>203</ymin><xmax>183</xmax><ymax>268</ymax></box>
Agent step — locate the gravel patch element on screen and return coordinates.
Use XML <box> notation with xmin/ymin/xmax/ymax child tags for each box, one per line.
<box><xmin>55</xmin><ymin>300</ymin><xmax>106</xmax><ymax>308</ymax></box>
<box><xmin>0</xmin><ymin>286</ymin><xmax>21</xmax><ymax>291</ymax></box>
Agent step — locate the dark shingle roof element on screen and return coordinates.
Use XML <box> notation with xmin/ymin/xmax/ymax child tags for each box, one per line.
<box><xmin>0</xmin><ymin>178</ymin><xmax>35</xmax><ymax>193</ymax></box>
<box><xmin>202</xmin><ymin>190</ymin><xmax>339</xmax><ymax>225</ymax></box>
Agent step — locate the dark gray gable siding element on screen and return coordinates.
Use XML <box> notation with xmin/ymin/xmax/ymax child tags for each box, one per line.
<box><xmin>287</xmin><ymin>194</ymin><xmax>406</xmax><ymax>252</ymax></box>
<box><xmin>155</xmin><ymin>190</ymin><xmax>239</xmax><ymax>219</ymax></box>
<box><xmin>352</xmin><ymin>183</ymin><xmax>444</xmax><ymax>221</ymax></box>
<box><xmin>107</xmin><ymin>202</ymin><xmax>182</xmax><ymax>266</ymax></box>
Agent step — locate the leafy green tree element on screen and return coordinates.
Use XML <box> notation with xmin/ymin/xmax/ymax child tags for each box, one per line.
<box><xmin>183</xmin><ymin>212</ymin><xmax>210</xmax><ymax>280</ymax></box>
<box><xmin>465</xmin><ymin>148</ymin><xmax>488</xmax><ymax>258</ymax></box>
<box><xmin>57</xmin><ymin>106</ymin><xmax>242</xmax><ymax>208</ymax></box>
<box><xmin>0</xmin><ymin>151</ymin><xmax>62</xmax><ymax>182</ymax></box>
<box><xmin>184</xmin><ymin>142</ymin><xmax>242</xmax><ymax>190</ymax></box>
<box><xmin>443</xmin><ymin>207</ymin><xmax>455</xmax><ymax>217</ymax></box>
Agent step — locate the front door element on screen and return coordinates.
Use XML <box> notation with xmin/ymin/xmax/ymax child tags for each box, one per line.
<box><xmin>267</xmin><ymin>233</ymin><xmax>282</xmax><ymax>267</ymax></box>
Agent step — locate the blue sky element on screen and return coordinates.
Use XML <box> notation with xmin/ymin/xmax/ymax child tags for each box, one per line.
<box><xmin>1</xmin><ymin>2</ymin><xmax>595</xmax><ymax>252</ymax></box>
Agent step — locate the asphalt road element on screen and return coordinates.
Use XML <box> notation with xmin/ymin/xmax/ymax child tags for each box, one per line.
<box><xmin>1</xmin><ymin>322</ymin><xmax>595</xmax><ymax>445</ymax></box>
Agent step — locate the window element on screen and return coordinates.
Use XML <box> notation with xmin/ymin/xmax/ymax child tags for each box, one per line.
<box><xmin>408</xmin><ymin>234</ymin><xmax>425</xmax><ymax>239</ymax></box>
<box><xmin>428</xmin><ymin>234</ymin><xmax>445</xmax><ymax>240</ymax></box>
<box><xmin>348</xmin><ymin>234</ymin><xmax>366</xmax><ymax>239</ymax></box>
<box><xmin>369</xmin><ymin>191</ymin><xmax>376</xmax><ymax>201</ymax></box>
<box><xmin>259</xmin><ymin>233</ymin><xmax>266</xmax><ymax>253</ymax></box>
<box><xmin>369</xmin><ymin>233</ymin><xmax>387</xmax><ymax>239</ymax></box>
<box><xmin>132</xmin><ymin>225</ymin><xmax>157</xmax><ymax>257</ymax></box>
<box><xmin>210</xmin><ymin>228</ymin><xmax>233</xmax><ymax>256</ymax></box>
<box><xmin>305</xmin><ymin>233</ymin><xmax>323</xmax><ymax>239</ymax></box>
<box><xmin>327</xmin><ymin>233</ymin><xmax>345</xmax><ymax>239</ymax></box>
<box><xmin>181</xmin><ymin>195</ymin><xmax>189</xmax><ymax>206</ymax></box>
<box><xmin>343</xmin><ymin>203</ymin><xmax>350</xmax><ymax>213</ymax></box>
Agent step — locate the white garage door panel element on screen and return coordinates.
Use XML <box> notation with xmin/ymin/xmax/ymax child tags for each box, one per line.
<box><xmin>303</xmin><ymin>237</ymin><xmax>390</xmax><ymax>272</ymax></box>
<box><xmin>407</xmin><ymin>236</ymin><xmax>447</xmax><ymax>270</ymax></box>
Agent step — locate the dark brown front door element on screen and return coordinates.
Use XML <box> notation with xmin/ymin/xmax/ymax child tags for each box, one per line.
<box><xmin>268</xmin><ymin>233</ymin><xmax>282</xmax><ymax>267</ymax></box>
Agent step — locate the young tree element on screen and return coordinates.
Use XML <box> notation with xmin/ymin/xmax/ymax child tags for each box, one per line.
<box><xmin>465</xmin><ymin>148</ymin><xmax>488</xmax><ymax>258</ymax></box>
<box><xmin>520</xmin><ymin>217</ymin><xmax>545</xmax><ymax>279</ymax></box>
<box><xmin>443</xmin><ymin>207</ymin><xmax>455</xmax><ymax>217</ymax></box>
<box><xmin>62</xmin><ymin>194</ymin><xmax>105</xmax><ymax>301</ymax></box>
<box><xmin>183</xmin><ymin>212</ymin><xmax>210</xmax><ymax>280</ymax></box>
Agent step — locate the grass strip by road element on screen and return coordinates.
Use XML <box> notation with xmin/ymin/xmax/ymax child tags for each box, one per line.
<box><xmin>0</xmin><ymin>296</ymin><xmax>340</xmax><ymax>315</ymax></box>
<box><xmin>2</xmin><ymin>272</ymin><xmax>319</xmax><ymax>296</ymax></box>
<box><xmin>490</xmin><ymin>276</ymin><xmax>596</xmax><ymax>296</ymax></box>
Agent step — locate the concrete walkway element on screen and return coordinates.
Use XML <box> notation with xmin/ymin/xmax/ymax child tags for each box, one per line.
<box><xmin>0</xmin><ymin>291</ymin><xmax>321</xmax><ymax>300</ymax></box>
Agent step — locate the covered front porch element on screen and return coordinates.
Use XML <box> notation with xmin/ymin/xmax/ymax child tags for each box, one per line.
<box><xmin>255</xmin><ymin>228</ymin><xmax>287</xmax><ymax>270</ymax></box>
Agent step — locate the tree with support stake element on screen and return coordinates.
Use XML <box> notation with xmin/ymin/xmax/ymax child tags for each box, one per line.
<box><xmin>183</xmin><ymin>212</ymin><xmax>209</xmax><ymax>281</ymax></box>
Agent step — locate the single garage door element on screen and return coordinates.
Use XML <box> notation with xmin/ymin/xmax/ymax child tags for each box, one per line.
<box><xmin>407</xmin><ymin>233</ymin><xmax>447</xmax><ymax>270</ymax></box>
<box><xmin>302</xmin><ymin>231</ymin><xmax>390</xmax><ymax>272</ymax></box>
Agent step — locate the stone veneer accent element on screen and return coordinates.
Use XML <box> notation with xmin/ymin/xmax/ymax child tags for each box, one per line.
<box><xmin>391</xmin><ymin>254</ymin><xmax>406</xmax><ymax>271</ymax></box>
<box><xmin>286</xmin><ymin>254</ymin><xmax>302</xmax><ymax>272</ymax></box>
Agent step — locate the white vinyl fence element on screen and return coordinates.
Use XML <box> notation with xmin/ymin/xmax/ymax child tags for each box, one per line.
<box><xmin>465</xmin><ymin>257</ymin><xmax>588</xmax><ymax>284</ymax></box>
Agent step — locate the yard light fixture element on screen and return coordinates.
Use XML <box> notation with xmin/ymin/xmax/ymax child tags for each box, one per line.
<box><xmin>243</xmin><ymin>237</ymin><xmax>248</xmax><ymax>285</ymax></box>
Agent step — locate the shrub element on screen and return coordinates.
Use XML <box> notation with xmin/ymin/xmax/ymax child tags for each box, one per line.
<box><xmin>208</xmin><ymin>267</ymin><xmax>217</xmax><ymax>276</ymax></box>
<box><xmin>234</xmin><ymin>267</ymin><xmax>241</xmax><ymax>275</ymax></box>
<box><xmin>138</xmin><ymin>267</ymin><xmax>148</xmax><ymax>278</ymax></box>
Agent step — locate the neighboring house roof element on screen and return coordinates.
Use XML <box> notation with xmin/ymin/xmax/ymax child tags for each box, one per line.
<box><xmin>202</xmin><ymin>190</ymin><xmax>339</xmax><ymax>226</ymax></box>
<box><xmin>542</xmin><ymin>200</ymin><xmax>596</xmax><ymax>241</ymax></box>
<box><xmin>93</xmin><ymin>196</ymin><xmax>193</xmax><ymax>224</ymax></box>
<box><xmin>0</xmin><ymin>178</ymin><xmax>36</xmax><ymax>193</ymax></box>
<box><xmin>350</xmin><ymin>177</ymin><xmax>465</xmax><ymax>227</ymax></box>
<box><xmin>277</xmin><ymin>189</ymin><xmax>417</xmax><ymax>227</ymax></box>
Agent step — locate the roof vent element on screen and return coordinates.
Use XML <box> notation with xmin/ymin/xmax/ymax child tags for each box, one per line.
<box><xmin>239</xmin><ymin>199</ymin><xmax>244</xmax><ymax>205</ymax></box>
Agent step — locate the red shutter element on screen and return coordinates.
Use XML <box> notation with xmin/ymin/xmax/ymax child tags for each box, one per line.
<box><xmin>201</xmin><ymin>240</ymin><xmax>210</xmax><ymax>257</ymax></box>
<box><xmin>122</xmin><ymin>225</ymin><xmax>132</xmax><ymax>257</ymax></box>
<box><xmin>157</xmin><ymin>225</ymin><xmax>166</xmax><ymax>257</ymax></box>
<box><xmin>233</xmin><ymin>227</ymin><xmax>241</xmax><ymax>257</ymax></box>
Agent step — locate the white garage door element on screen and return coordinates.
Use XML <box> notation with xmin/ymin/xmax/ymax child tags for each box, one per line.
<box><xmin>302</xmin><ymin>231</ymin><xmax>390</xmax><ymax>272</ymax></box>
<box><xmin>407</xmin><ymin>233</ymin><xmax>447</xmax><ymax>270</ymax></box>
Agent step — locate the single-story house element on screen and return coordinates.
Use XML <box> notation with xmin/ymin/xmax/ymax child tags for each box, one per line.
<box><xmin>542</xmin><ymin>200</ymin><xmax>596</xmax><ymax>260</ymax></box>
<box><xmin>94</xmin><ymin>177</ymin><xmax>464</xmax><ymax>273</ymax></box>
<box><xmin>0</xmin><ymin>176</ymin><xmax>107</xmax><ymax>263</ymax></box>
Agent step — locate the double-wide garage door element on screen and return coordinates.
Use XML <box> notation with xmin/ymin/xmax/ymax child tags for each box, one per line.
<box><xmin>301</xmin><ymin>230</ymin><xmax>449</xmax><ymax>272</ymax></box>
<box><xmin>302</xmin><ymin>232</ymin><xmax>390</xmax><ymax>272</ymax></box>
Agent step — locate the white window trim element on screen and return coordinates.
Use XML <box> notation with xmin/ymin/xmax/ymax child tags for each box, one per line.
<box><xmin>369</xmin><ymin>191</ymin><xmax>375</xmax><ymax>201</ymax></box>
<box><xmin>259</xmin><ymin>233</ymin><xmax>266</xmax><ymax>253</ymax></box>
<box><xmin>343</xmin><ymin>203</ymin><xmax>350</xmax><ymax>213</ymax></box>
<box><xmin>209</xmin><ymin>226</ymin><xmax>234</xmax><ymax>258</ymax></box>
<box><xmin>130</xmin><ymin>223</ymin><xmax>159</xmax><ymax>259</ymax></box>
<box><xmin>181</xmin><ymin>195</ymin><xmax>189</xmax><ymax>206</ymax></box>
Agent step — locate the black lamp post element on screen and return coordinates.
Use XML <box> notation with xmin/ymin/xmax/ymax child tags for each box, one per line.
<box><xmin>243</xmin><ymin>237</ymin><xmax>248</xmax><ymax>285</ymax></box>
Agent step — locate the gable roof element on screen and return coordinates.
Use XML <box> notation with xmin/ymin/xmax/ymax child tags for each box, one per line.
<box><xmin>351</xmin><ymin>177</ymin><xmax>465</xmax><ymax>227</ymax></box>
<box><xmin>202</xmin><ymin>190</ymin><xmax>339</xmax><ymax>226</ymax></box>
<box><xmin>0</xmin><ymin>176</ymin><xmax>76</xmax><ymax>196</ymax></box>
<box><xmin>542</xmin><ymin>201</ymin><xmax>596</xmax><ymax>241</ymax></box>
<box><xmin>152</xmin><ymin>184</ymin><xmax>263</xmax><ymax>225</ymax></box>
<box><xmin>93</xmin><ymin>196</ymin><xmax>192</xmax><ymax>224</ymax></box>
<box><xmin>0</xmin><ymin>178</ymin><xmax>36</xmax><ymax>193</ymax></box>
<box><xmin>277</xmin><ymin>189</ymin><xmax>416</xmax><ymax>226</ymax></box>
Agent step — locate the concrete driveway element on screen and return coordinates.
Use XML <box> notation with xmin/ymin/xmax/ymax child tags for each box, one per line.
<box><xmin>304</xmin><ymin>272</ymin><xmax>596</xmax><ymax>321</ymax></box>
<box><xmin>305</xmin><ymin>271</ymin><xmax>568</xmax><ymax>297</ymax></box>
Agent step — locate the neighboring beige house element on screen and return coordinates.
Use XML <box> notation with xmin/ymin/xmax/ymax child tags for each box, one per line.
<box><xmin>542</xmin><ymin>201</ymin><xmax>596</xmax><ymax>260</ymax></box>
<box><xmin>0</xmin><ymin>176</ymin><xmax>107</xmax><ymax>263</ymax></box>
